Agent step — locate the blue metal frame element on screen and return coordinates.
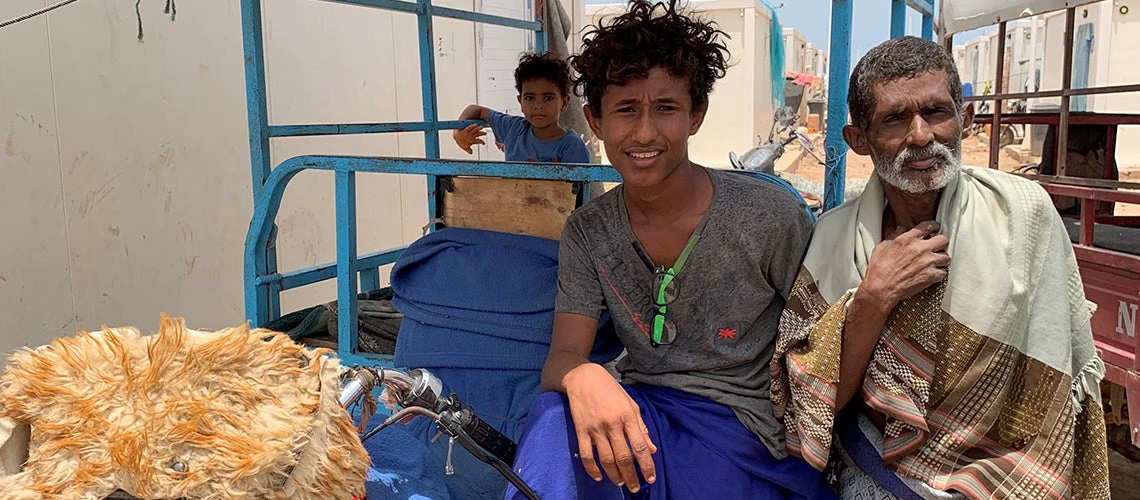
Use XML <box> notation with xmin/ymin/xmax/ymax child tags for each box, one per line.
<box><xmin>242</xmin><ymin>156</ymin><xmax>808</xmax><ymax>367</ymax></box>
<box><xmin>240</xmin><ymin>0</ymin><xmax>550</xmax><ymax>366</ymax></box>
<box><xmin>890</xmin><ymin>0</ymin><xmax>907</xmax><ymax>38</ymax></box>
<box><xmin>243</xmin><ymin>159</ymin><xmax>620</xmax><ymax>368</ymax></box>
<box><xmin>241</xmin><ymin>0</ymin><xmax>820</xmax><ymax>368</ymax></box>
<box><xmin>824</xmin><ymin>0</ymin><xmax>936</xmax><ymax>210</ymax></box>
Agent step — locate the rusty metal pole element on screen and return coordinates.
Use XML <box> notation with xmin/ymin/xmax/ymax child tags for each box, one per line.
<box><xmin>1059</xmin><ymin>7</ymin><xmax>1076</xmax><ymax>176</ymax></box>
<box><xmin>989</xmin><ymin>22</ymin><xmax>1007</xmax><ymax>169</ymax></box>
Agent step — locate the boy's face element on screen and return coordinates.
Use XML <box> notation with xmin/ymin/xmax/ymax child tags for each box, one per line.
<box><xmin>584</xmin><ymin>67</ymin><xmax>706</xmax><ymax>189</ymax></box>
<box><xmin>517</xmin><ymin>78</ymin><xmax>570</xmax><ymax>130</ymax></box>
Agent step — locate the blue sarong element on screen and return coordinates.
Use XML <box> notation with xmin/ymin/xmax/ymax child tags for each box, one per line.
<box><xmin>506</xmin><ymin>384</ymin><xmax>835</xmax><ymax>500</ymax></box>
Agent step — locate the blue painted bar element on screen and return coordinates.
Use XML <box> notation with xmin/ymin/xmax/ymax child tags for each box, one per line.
<box><xmin>241</xmin><ymin>156</ymin><xmax>821</xmax><ymax>329</ymax></box>
<box><xmin>315</xmin><ymin>0</ymin><xmax>419</xmax><ymax>13</ymax></box>
<box><xmin>907</xmin><ymin>0</ymin><xmax>934</xmax><ymax>17</ymax></box>
<box><xmin>266</xmin><ymin>228</ymin><xmax>281</xmax><ymax>319</ymax></box>
<box><xmin>242</xmin><ymin>0</ymin><xmax>551</xmax><ymax>327</ymax></box>
<box><xmin>921</xmin><ymin>14</ymin><xmax>934</xmax><ymax>40</ymax></box>
<box><xmin>269</xmin><ymin>120</ymin><xmax>482</xmax><ymax>137</ymax></box>
<box><xmin>335</xmin><ymin>170</ymin><xmax>361</xmax><ymax>355</ymax></box>
<box><xmin>417</xmin><ymin>0</ymin><xmax>439</xmax><ymax>158</ymax></box>
<box><xmin>244</xmin><ymin>261</ymin><xmax>270</xmax><ymax>326</ymax></box>
<box><xmin>360</xmin><ymin>268</ymin><xmax>382</xmax><ymax>292</ymax></box>
<box><xmin>535</xmin><ymin>3</ymin><xmax>547</xmax><ymax>54</ymax></box>
<box><xmin>256</xmin><ymin>245</ymin><xmax>408</xmax><ymax>290</ymax></box>
<box><xmin>316</xmin><ymin>0</ymin><xmax>542</xmax><ymax>30</ymax></box>
<box><xmin>339</xmin><ymin>351</ymin><xmax>396</xmax><ymax>369</ymax></box>
<box><xmin>241</xmin><ymin>0</ymin><xmax>271</xmax><ymax>188</ymax></box>
<box><xmin>433</xmin><ymin>5</ymin><xmax>542</xmax><ymax>31</ymax></box>
<box><xmin>824</xmin><ymin>0</ymin><xmax>852</xmax><ymax>210</ymax></box>
<box><xmin>535</xmin><ymin>31</ymin><xmax>547</xmax><ymax>54</ymax></box>
<box><xmin>241</xmin><ymin>0</ymin><xmax>277</xmax><ymax>327</ymax></box>
<box><xmin>354</xmin><ymin>245</ymin><xmax>409</xmax><ymax>273</ymax></box>
<box><xmin>243</xmin><ymin>159</ymin><xmax>619</xmax><ymax>326</ymax></box>
<box><xmin>890</xmin><ymin>0</ymin><xmax>906</xmax><ymax>38</ymax></box>
<box><xmin>419</xmin><ymin>0</ymin><xmax>442</xmax><ymax>223</ymax></box>
<box><xmin>317</xmin><ymin>0</ymin><xmax>547</xmax><ymax>31</ymax></box>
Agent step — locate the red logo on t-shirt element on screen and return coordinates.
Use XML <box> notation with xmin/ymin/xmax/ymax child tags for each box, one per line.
<box><xmin>717</xmin><ymin>328</ymin><xmax>737</xmax><ymax>340</ymax></box>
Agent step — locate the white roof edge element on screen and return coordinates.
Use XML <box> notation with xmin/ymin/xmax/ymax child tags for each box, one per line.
<box><xmin>938</xmin><ymin>0</ymin><xmax>1104</xmax><ymax>36</ymax></box>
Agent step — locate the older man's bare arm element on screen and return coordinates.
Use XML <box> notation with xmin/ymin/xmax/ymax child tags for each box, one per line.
<box><xmin>835</xmin><ymin>221</ymin><xmax>950</xmax><ymax>410</ymax></box>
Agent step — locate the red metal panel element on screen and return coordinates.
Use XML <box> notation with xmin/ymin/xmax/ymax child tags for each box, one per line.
<box><xmin>1074</xmin><ymin>245</ymin><xmax>1140</xmax><ymax>275</ymax></box>
<box><xmin>1102</xmin><ymin>362</ymin><xmax>1140</xmax><ymax>447</ymax></box>
<box><xmin>1080</xmin><ymin>199</ymin><xmax>1096</xmax><ymax>246</ymax></box>
<box><xmin>1040</xmin><ymin>183</ymin><xmax>1140</xmax><ymax>205</ymax></box>
<box><xmin>1105</xmin><ymin>126</ymin><xmax>1118</xmax><ymax>180</ymax></box>
<box><xmin>1080</xmin><ymin>262</ymin><xmax>1140</xmax><ymax>370</ymax></box>
<box><xmin>1103</xmin><ymin>352</ymin><xmax>1133</xmax><ymax>387</ymax></box>
<box><xmin>989</xmin><ymin>22</ymin><xmax>1007</xmax><ymax>170</ymax></box>
<box><xmin>1095</xmin><ymin>216</ymin><xmax>1140</xmax><ymax>228</ymax></box>
<box><xmin>973</xmin><ymin>113</ymin><xmax>1140</xmax><ymax>126</ymax></box>
<box><xmin>1031</xmin><ymin>164</ymin><xmax>1140</xmax><ymax>444</ymax></box>
<box><xmin>1101</xmin><ymin>126</ymin><xmax>1117</xmax><ymax>214</ymax></box>
<box><xmin>1076</xmin><ymin>248</ymin><xmax>1139</xmax><ymax>446</ymax></box>
<box><xmin>1127</xmin><ymin>371</ymin><xmax>1140</xmax><ymax>447</ymax></box>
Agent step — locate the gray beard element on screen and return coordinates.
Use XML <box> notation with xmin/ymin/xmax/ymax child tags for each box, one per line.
<box><xmin>871</xmin><ymin>136</ymin><xmax>963</xmax><ymax>194</ymax></box>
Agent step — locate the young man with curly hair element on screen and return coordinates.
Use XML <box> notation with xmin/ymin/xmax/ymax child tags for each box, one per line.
<box><xmin>453</xmin><ymin>53</ymin><xmax>590</xmax><ymax>163</ymax></box>
<box><xmin>506</xmin><ymin>1</ymin><xmax>833</xmax><ymax>498</ymax></box>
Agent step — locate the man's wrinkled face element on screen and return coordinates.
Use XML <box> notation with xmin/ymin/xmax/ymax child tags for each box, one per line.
<box><xmin>846</xmin><ymin>70</ymin><xmax>970</xmax><ymax>194</ymax></box>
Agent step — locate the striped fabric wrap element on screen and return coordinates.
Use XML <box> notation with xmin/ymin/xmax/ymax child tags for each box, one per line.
<box><xmin>772</xmin><ymin>167</ymin><xmax>1110</xmax><ymax>499</ymax></box>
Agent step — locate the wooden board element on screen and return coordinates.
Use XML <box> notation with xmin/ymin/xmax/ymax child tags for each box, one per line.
<box><xmin>442</xmin><ymin>177</ymin><xmax>578</xmax><ymax>240</ymax></box>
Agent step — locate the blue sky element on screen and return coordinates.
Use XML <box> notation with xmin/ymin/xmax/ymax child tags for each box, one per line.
<box><xmin>583</xmin><ymin>0</ymin><xmax>993</xmax><ymax>71</ymax></box>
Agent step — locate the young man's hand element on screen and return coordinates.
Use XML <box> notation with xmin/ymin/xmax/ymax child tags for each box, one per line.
<box><xmin>452</xmin><ymin>124</ymin><xmax>487</xmax><ymax>154</ymax></box>
<box><xmin>563</xmin><ymin>363</ymin><xmax>657</xmax><ymax>493</ymax></box>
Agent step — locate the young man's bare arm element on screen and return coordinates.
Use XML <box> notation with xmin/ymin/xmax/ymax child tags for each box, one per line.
<box><xmin>543</xmin><ymin>312</ymin><xmax>657</xmax><ymax>493</ymax></box>
<box><xmin>541</xmin><ymin>313</ymin><xmax>599</xmax><ymax>392</ymax></box>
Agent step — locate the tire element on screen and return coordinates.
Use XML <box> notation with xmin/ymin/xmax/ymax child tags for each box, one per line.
<box><xmin>999</xmin><ymin>126</ymin><xmax>1016</xmax><ymax>149</ymax></box>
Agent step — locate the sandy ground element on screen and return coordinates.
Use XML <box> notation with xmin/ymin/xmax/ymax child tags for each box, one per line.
<box><xmin>1111</xmin><ymin>450</ymin><xmax>1140</xmax><ymax>498</ymax></box>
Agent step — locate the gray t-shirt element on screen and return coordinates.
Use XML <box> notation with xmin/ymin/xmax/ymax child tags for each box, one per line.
<box><xmin>555</xmin><ymin>167</ymin><xmax>812</xmax><ymax>458</ymax></box>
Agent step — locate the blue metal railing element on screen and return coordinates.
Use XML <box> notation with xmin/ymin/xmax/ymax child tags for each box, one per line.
<box><xmin>242</xmin><ymin>156</ymin><xmax>808</xmax><ymax>367</ymax></box>
<box><xmin>240</xmin><ymin>0</ymin><xmax>552</xmax><ymax>365</ymax></box>
<box><xmin>824</xmin><ymin>0</ymin><xmax>936</xmax><ymax>210</ymax></box>
<box><xmin>240</xmin><ymin>0</ymin><xmax>822</xmax><ymax>367</ymax></box>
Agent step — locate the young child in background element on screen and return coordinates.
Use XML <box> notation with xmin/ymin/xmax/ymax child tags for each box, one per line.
<box><xmin>453</xmin><ymin>53</ymin><xmax>590</xmax><ymax>164</ymax></box>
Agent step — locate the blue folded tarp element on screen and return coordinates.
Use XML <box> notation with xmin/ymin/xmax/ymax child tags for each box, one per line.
<box><xmin>363</xmin><ymin>227</ymin><xmax>621</xmax><ymax>499</ymax></box>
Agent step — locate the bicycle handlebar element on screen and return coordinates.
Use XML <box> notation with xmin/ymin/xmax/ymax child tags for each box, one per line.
<box><xmin>339</xmin><ymin>365</ymin><xmax>539</xmax><ymax>500</ymax></box>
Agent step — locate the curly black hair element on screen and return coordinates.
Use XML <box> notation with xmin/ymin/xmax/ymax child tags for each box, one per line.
<box><xmin>570</xmin><ymin>0</ymin><xmax>729</xmax><ymax>116</ymax></box>
<box><xmin>514</xmin><ymin>52</ymin><xmax>573</xmax><ymax>96</ymax></box>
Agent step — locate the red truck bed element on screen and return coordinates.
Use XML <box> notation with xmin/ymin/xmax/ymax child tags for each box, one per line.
<box><xmin>1045</xmin><ymin>181</ymin><xmax>1140</xmax><ymax>445</ymax></box>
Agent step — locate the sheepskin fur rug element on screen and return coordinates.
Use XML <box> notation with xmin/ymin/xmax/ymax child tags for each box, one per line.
<box><xmin>0</xmin><ymin>315</ymin><xmax>369</xmax><ymax>499</ymax></box>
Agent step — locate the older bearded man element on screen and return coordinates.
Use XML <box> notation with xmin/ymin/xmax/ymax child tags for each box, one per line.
<box><xmin>771</xmin><ymin>36</ymin><xmax>1111</xmax><ymax>499</ymax></box>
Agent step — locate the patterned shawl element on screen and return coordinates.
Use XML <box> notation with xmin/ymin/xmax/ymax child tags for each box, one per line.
<box><xmin>772</xmin><ymin>167</ymin><xmax>1110</xmax><ymax>499</ymax></box>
